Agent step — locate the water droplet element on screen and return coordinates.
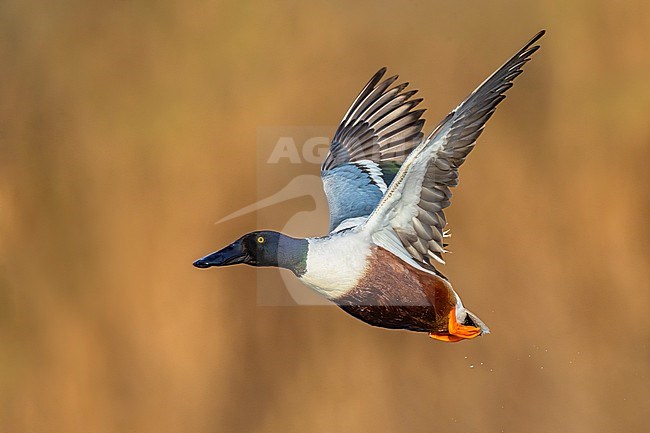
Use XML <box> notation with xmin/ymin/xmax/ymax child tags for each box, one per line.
<box><xmin>480</xmin><ymin>362</ymin><xmax>484</xmax><ymax>366</ymax></box>
<box><xmin>490</xmin><ymin>368</ymin><xmax>494</xmax><ymax>372</ymax></box>
<box><xmin>464</xmin><ymin>356</ymin><xmax>468</xmax><ymax>359</ymax></box>
<box><xmin>469</xmin><ymin>364</ymin><xmax>475</xmax><ymax>368</ymax></box>
<box><xmin>540</xmin><ymin>366</ymin><xmax>544</xmax><ymax>370</ymax></box>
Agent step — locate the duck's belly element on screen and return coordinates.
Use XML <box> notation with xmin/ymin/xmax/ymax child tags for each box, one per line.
<box><xmin>337</xmin><ymin>305</ymin><xmax>440</xmax><ymax>333</ymax></box>
<box><xmin>333</xmin><ymin>247</ymin><xmax>457</xmax><ymax>333</ymax></box>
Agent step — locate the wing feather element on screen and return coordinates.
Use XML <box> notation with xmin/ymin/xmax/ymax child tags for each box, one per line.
<box><xmin>321</xmin><ymin>68</ymin><xmax>426</xmax><ymax>232</ymax></box>
<box><xmin>365</xmin><ymin>30</ymin><xmax>545</xmax><ymax>267</ymax></box>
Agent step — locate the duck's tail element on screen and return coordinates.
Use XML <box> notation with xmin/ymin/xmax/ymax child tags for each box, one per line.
<box><xmin>429</xmin><ymin>307</ymin><xmax>489</xmax><ymax>342</ymax></box>
<box><xmin>465</xmin><ymin>309</ymin><xmax>490</xmax><ymax>335</ymax></box>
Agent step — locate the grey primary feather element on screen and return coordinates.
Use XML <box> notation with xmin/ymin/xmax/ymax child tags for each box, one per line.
<box><xmin>401</xmin><ymin>30</ymin><xmax>545</xmax><ymax>266</ymax></box>
<box><xmin>321</xmin><ymin>68</ymin><xmax>426</xmax><ymax>232</ymax></box>
<box><xmin>322</xmin><ymin>69</ymin><xmax>425</xmax><ymax>171</ymax></box>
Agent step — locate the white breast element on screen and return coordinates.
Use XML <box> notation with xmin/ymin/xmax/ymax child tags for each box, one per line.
<box><xmin>300</xmin><ymin>230</ymin><xmax>371</xmax><ymax>299</ymax></box>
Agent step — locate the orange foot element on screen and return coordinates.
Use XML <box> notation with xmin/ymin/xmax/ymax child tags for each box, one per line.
<box><xmin>429</xmin><ymin>308</ymin><xmax>482</xmax><ymax>343</ymax></box>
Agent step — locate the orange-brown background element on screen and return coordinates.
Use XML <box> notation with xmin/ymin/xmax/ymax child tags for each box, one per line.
<box><xmin>1</xmin><ymin>1</ymin><xmax>648</xmax><ymax>432</ymax></box>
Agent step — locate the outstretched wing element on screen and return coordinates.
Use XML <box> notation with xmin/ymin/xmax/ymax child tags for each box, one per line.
<box><xmin>366</xmin><ymin>31</ymin><xmax>545</xmax><ymax>267</ymax></box>
<box><xmin>321</xmin><ymin>68</ymin><xmax>425</xmax><ymax>232</ymax></box>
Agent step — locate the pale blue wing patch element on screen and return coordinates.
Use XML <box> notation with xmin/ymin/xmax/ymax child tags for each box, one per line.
<box><xmin>322</xmin><ymin>162</ymin><xmax>386</xmax><ymax>232</ymax></box>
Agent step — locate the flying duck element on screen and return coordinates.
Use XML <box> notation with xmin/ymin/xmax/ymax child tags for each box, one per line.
<box><xmin>194</xmin><ymin>31</ymin><xmax>545</xmax><ymax>342</ymax></box>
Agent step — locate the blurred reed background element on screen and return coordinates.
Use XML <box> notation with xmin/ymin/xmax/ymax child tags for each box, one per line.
<box><xmin>1</xmin><ymin>0</ymin><xmax>648</xmax><ymax>432</ymax></box>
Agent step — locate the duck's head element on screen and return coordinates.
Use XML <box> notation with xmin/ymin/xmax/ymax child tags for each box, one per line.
<box><xmin>193</xmin><ymin>231</ymin><xmax>307</xmax><ymax>275</ymax></box>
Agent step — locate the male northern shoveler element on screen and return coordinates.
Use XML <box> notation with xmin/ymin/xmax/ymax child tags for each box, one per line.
<box><xmin>194</xmin><ymin>31</ymin><xmax>545</xmax><ymax>342</ymax></box>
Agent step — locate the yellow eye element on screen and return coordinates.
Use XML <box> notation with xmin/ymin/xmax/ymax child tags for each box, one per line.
<box><xmin>257</xmin><ymin>236</ymin><xmax>265</xmax><ymax>244</ymax></box>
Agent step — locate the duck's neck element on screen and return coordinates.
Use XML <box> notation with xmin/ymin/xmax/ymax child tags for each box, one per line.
<box><xmin>276</xmin><ymin>234</ymin><xmax>309</xmax><ymax>276</ymax></box>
